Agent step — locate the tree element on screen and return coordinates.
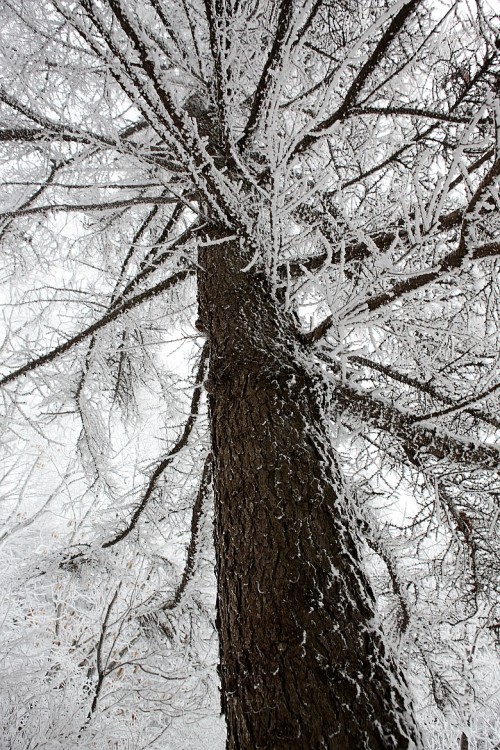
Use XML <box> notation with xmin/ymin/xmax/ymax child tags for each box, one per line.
<box><xmin>0</xmin><ymin>0</ymin><xmax>499</xmax><ymax>748</ymax></box>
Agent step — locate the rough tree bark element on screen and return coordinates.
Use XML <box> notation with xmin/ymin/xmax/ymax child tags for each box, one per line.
<box><xmin>198</xmin><ymin>230</ymin><xmax>421</xmax><ymax>749</ymax></box>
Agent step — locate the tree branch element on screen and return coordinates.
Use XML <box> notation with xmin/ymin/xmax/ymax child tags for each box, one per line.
<box><xmin>305</xmin><ymin>228</ymin><xmax>500</xmax><ymax>344</ymax></box>
<box><xmin>0</xmin><ymin>193</ymin><xmax>182</xmax><ymax>220</ymax></box>
<box><xmin>0</xmin><ymin>127</ymin><xmax>86</xmax><ymax>143</ymax></box>
<box><xmin>285</xmin><ymin>202</ymin><xmax>464</xmax><ymax>280</ymax></box>
<box><xmin>412</xmin><ymin>380</ymin><xmax>500</xmax><ymax>424</ymax></box>
<box><xmin>346</xmin><ymin>354</ymin><xmax>500</xmax><ymax>430</ymax></box>
<box><xmin>334</xmin><ymin>379</ymin><xmax>500</xmax><ymax>469</ymax></box>
<box><xmin>238</xmin><ymin>0</ymin><xmax>295</xmax><ymax>151</ymax></box>
<box><xmin>0</xmin><ymin>87</ymin><xmax>125</xmax><ymax>148</ymax></box>
<box><xmin>163</xmin><ymin>453</ymin><xmax>213</xmax><ymax>610</ymax></box>
<box><xmin>294</xmin><ymin>0</ymin><xmax>421</xmax><ymax>155</ymax></box>
<box><xmin>351</xmin><ymin>105</ymin><xmax>473</xmax><ymax>125</ymax></box>
<box><xmin>362</xmin><ymin>237</ymin><xmax>500</xmax><ymax>314</ymax></box>
<box><xmin>0</xmin><ymin>269</ymin><xmax>192</xmax><ymax>388</ymax></box>
<box><xmin>362</xmin><ymin>523</ymin><xmax>410</xmax><ymax>634</ymax></box>
<box><xmin>102</xmin><ymin>342</ymin><xmax>209</xmax><ymax>548</ymax></box>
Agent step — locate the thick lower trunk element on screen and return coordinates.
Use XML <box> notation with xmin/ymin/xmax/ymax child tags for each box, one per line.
<box><xmin>198</xmin><ymin>234</ymin><xmax>420</xmax><ymax>749</ymax></box>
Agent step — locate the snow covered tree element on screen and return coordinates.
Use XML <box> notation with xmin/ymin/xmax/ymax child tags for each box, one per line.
<box><xmin>0</xmin><ymin>0</ymin><xmax>499</xmax><ymax>748</ymax></box>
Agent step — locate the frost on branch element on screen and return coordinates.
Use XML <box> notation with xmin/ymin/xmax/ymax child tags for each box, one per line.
<box><xmin>0</xmin><ymin>0</ymin><xmax>499</xmax><ymax>748</ymax></box>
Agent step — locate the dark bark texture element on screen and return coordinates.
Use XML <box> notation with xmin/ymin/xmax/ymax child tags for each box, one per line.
<box><xmin>198</xmin><ymin>232</ymin><xmax>421</xmax><ymax>750</ymax></box>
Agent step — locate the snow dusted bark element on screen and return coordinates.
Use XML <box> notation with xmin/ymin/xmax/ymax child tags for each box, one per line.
<box><xmin>198</xmin><ymin>231</ymin><xmax>421</xmax><ymax>749</ymax></box>
<box><xmin>1</xmin><ymin>1</ymin><xmax>499</xmax><ymax>747</ymax></box>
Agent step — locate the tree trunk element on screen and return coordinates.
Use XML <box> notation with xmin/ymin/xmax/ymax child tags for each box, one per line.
<box><xmin>198</xmin><ymin>232</ymin><xmax>421</xmax><ymax>749</ymax></box>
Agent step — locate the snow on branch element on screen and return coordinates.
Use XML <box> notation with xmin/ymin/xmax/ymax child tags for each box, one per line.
<box><xmin>102</xmin><ymin>342</ymin><xmax>209</xmax><ymax>548</ymax></box>
<box><xmin>305</xmin><ymin>229</ymin><xmax>500</xmax><ymax>343</ymax></box>
<box><xmin>0</xmin><ymin>269</ymin><xmax>193</xmax><ymax>388</ymax></box>
<box><xmin>335</xmin><ymin>379</ymin><xmax>500</xmax><ymax>470</ymax></box>
<box><xmin>294</xmin><ymin>0</ymin><xmax>422</xmax><ymax>156</ymax></box>
<box><xmin>346</xmin><ymin>354</ymin><xmax>500</xmax><ymax>431</ymax></box>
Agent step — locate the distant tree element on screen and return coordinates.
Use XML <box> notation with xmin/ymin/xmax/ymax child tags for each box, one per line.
<box><xmin>0</xmin><ymin>1</ymin><xmax>499</xmax><ymax>748</ymax></box>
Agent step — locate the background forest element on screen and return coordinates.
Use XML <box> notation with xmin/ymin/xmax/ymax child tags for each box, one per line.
<box><xmin>0</xmin><ymin>0</ymin><xmax>499</xmax><ymax>748</ymax></box>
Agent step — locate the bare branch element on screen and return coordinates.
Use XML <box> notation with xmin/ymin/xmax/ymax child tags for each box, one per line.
<box><xmin>0</xmin><ymin>127</ymin><xmax>85</xmax><ymax>142</ymax></box>
<box><xmin>412</xmin><ymin>380</ymin><xmax>500</xmax><ymax>424</ymax></box>
<box><xmin>363</xmin><ymin>525</ymin><xmax>410</xmax><ymax>634</ymax></box>
<box><xmin>286</xmin><ymin>202</ymin><xmax>464</xmax><ymax>280</ymax></box>
<box><xmin>0</xmin><ymin>193</ymin><xmax>182</xmax><ymax>220</ymax></box>
<box><xmin>352</xmin><ymin>105</ymin><xmax>473</xmax><ymax>125</ymax></box>
<box><xmin>305</xmin><ymin>223</ymin><xmax>500</xmax><ymax>343</ymax></box>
